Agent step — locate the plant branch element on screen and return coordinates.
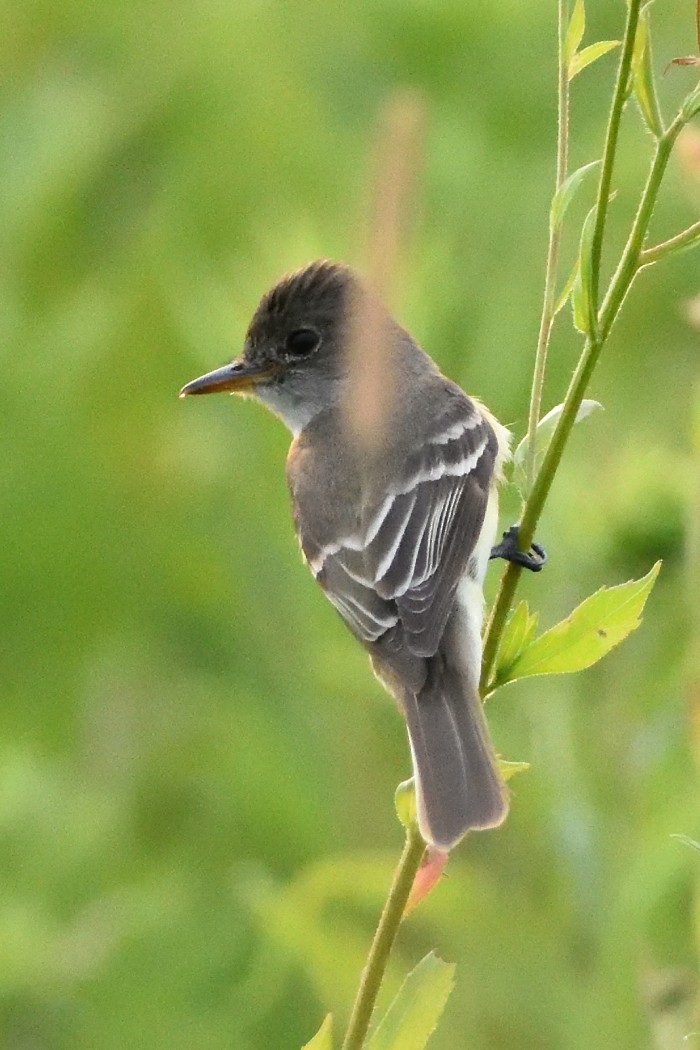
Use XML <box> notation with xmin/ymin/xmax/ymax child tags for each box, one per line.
<box><xmin>639</xmin><ymin>219</ymin><xmax>700</xmax><ymax>267</ymax></box>
<box><xmin>521</xmin><ymin>119</ymin><xmax>687</xmax><ymax>542</ymax></box>
<box><xmin>482</xmin><ymin>112</ymin><xmax>691</xmax><ymax>693</ymax></box>
<box><xmin>599</xmin><ymin>114</ymin><xmax>686</xmax><ymax>338</ymax></box>
<box><xmin>588</xmin><ymin>0</ymin><xmax>643</xmax><ymax>321</ymax></box>
<box><xmin>525</xmin><ymin>0</ymin><xmax>571</xmax><ymax>490</ymax></box>
<box><xmin>481</xmin><ymin>0</ymin><xmax>677</xmax><ymax>694</ymax></box>
<box><xmin>341</xmin><ymin>825</ymin><xmax>426</xmax><ymax>1050</ymax></box>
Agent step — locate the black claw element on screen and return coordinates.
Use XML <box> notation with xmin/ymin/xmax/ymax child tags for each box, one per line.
<box><xmin>490</xmin><ymin>524</ymin><xmax>547</xmax><ymax>572</ymax></box>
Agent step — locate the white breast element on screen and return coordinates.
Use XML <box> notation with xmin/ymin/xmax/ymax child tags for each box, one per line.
<box><xmin>455</xmin><ymin>487</ymin><xmax>500</xmax><ymax>690</ymax></box>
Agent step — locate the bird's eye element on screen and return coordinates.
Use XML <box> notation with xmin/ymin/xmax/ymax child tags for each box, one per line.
<box><xmin>285</xmin><ymin>328</ymin><xmax>321</xmax><ymax>357</ymax></box>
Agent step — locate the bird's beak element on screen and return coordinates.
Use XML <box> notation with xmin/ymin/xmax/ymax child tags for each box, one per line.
<box><xmin>179</xmin><ymin>358</ymin><xmax>282</xmax><ymax>397</ymax></box>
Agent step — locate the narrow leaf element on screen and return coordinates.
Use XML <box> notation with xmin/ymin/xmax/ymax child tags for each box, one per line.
<box><xmin>498</xmin><ymin>758</ymin><xmax>531</xmax><ymax>781</ymax></box>
<box><xmin>512</xmin><ymin>399</ymin><xmax>602</xmax><ymax>498</ymax></box>
<box><xmin>553</xmin><ymin>259</ymin><xmax>579</xmax><ymax>317</ymax></box>
<box><xmin>572</xmin><ymin>203</ymin><xmax>598</xmax><ymax>335</ymax></box>
<box><xmin>569</xmin><ymin>40</ymin><xmax>620</xmax><ymax>80</ymax></box>
<box><xmin>395</xmin><ymin>777</ymin><xmax>417</xmax><ymax>830</ymax></box>
<box><xmin>564</xmin><ymin>0</ymin><xmax>586</xmax><ymax>68</ymax></box>
<box><xmin>641</xmin><ymin>222</ymin><xmax>700</xmax><ymax>268</ymax></box>
<box><xmin>501</xmin><ymin>562</ymin><xmax>661</xmax><ymax>684</ymax></box>
<box><xmin>681</xmin><ymin>80</ymin><xmax>700</xmax><ymax>122</ymax></box>
<box><xmin>631</xmin><ymin>10</ymin><xmax>664</xmax><ymax>137</ymax></box>
<box><xmin>303</xmin><ymin>1014</ymin><xmax>333</xmax><ymax>1049</ymax></box>
<box><xmin>671</xmin><ymin>834</ymin><xmax>700</xmax><ymax>853</ymax></box>
<box><xmin>493</xmin><ymin>601</ymin><xmax>539</xmax><ymax>681</ymax></box>
<box><xmin>367</xmin><ymin>953</ymin><xmax>456</xmax><ymax>1050</ymax></box>
<box><xmin>550</xmin><ymin>160</ymin><xmax>601</xmax><ymax>233</ymax></box>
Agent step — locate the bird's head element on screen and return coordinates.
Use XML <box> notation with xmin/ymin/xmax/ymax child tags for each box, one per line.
<box><xmin>179</xmin><ymin>260</ymin><xmax>369</xmax><ymax>432</ymax></box>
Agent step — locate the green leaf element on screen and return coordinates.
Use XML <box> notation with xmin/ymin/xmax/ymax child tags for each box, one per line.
<box><xmin>367</xmin><ymin>953</ymin><xmax>456</xmax><ymax>1050</ymax></box>
<box><xmin>492</xmin><ymin>601</ymin><xmax>539</xmax><ymax>682</ymax></box>
<box><xmin>681</xmin><ymin>79</ymin><xmax>700</xmax><ymax>122</ymax></box>
<box><xmin>302</xmin><ymin>1014</ymin><xmax>333</xmax><ymax>1049</ymax></box>
<box><xmin>572</xmin><ymin>203</ymin><xmax>598</xmax><ymax>336</ymax></box>
<box><xmin>512</xmin><ymin>399</ymin><xmax>602</xmax><ymax>498</ymax></box>
<box><xmin>641</xmin><ymin>222</ymin><xmax>700</xmax><ymax>268</ymax></box>
<box><xmin>553</xmin><ymin>259</ymin><xmax>579</xmax><ymax>317</ymax></box>
<box><xmin>498</xmin><ymin>758</ymin><xmax>531</xmax><ymax>782</ymax></box>
<box><xmin>569</xmin><ymin>40</ymin><xmax>620</xmax><ymax>79</ymax></box>
<box><xmin>671</xmin><ymin>834</ymin><xmax>700</xmax><ymax>854</ymax></box>
<box><xmin>550</xmin><ymin>160</ymin><xmax>601</xmax><ymax>233</ymax></box>
<box><xmin>631</xmin><ymin>9</ymin><xmax>664</xmax><ymax>137</ymax></box>
<box><xmin>500</xmin><ymin>562</ymin><xmax>661</xmax><ymax>684</ymax></box>
<box><xmin>394</xmin><ymin>778</ymin><xmax>417</xmax><ymax>830</ymax></box>
<box><xmin>564</xmin><ymin>0</ymin><xmax>586</xmax><ymax>68</ymax></box>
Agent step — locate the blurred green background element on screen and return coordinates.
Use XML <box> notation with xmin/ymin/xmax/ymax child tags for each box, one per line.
<box><xmin>2</xmin><ymin>1</ymin><xmax>700</xmax><ymax>1047</ymax></box>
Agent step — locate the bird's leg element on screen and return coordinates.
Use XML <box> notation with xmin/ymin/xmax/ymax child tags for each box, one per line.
<box><xmin>489</xmin><ymin>524</ymin><xmax>547</xmax><ymax>572</ymax></box>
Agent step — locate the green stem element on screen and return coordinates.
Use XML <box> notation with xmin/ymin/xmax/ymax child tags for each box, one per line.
<box><xmin>519</xmin><ymin>111</ymin><xmax>683</xmax><ymax>547</ymax></box>
<box><xmin>639</xmin><ymin>219</ymin><xmax>700</xmax><ymax>268</ymax></box>
<box><xmin>482</xmin><ymin>118</ymin><xmax>686</xmax><ymax>693</ymax></box>
<box><xmin>519</xmin><ymin>122</ymin><xmax>684</xmax><ymax>594</ymax></box>
<box><xmin>480</xmin><ymin>559</ymin><xmax>522</xmax><ymax>695</ymax></box>
<box><xmin>588</xmin><ymin>0</ymin><xmax>642</xmax><ymax>322</ymax></box>
<box><xmin>481</xmin><ymin>1</ymin><xmax>672</xmax><ymax>695</ymax></box>
<box><xmin>525</xmin><ymin>0</ymin><xmax>570</xmax><ymax>490</ymax></box>
<box><xmin>599</xmin><ymin>115</ymin><xmax>685</xmax><ymax>339</ymax></box>
<box><xmin>341</xmin><ymin>826</ymin><xmax>425</xmax><ymax>1050</ymax></box>
<box><xmin>481</xmin><ymin>347</ymin><xmax>603</xmax><ymax>693</ymax></box>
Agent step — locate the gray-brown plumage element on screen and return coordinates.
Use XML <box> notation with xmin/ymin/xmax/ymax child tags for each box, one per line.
<box><xmin>180</xmin><ymin>260</ymin><xmax>510</xmax><ymax>849</ymax></box>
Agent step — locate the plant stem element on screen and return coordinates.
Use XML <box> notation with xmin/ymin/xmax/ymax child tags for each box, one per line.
<box><xmin>484</xmin><ymin>113</ymin><xmax>696</xmax><ymax>696</ymax></box>
<box><xmin>481</xmin><ymin>0</ymin><xmax>644</xmax><ymax>693</ymax></box>
<box><xmin>600</xmin><ymin>114</ymin><xmax>686</xmax><ymax>337</ymax></box>
<box><xmin>480</xmin><ymin>558</ymin><xmax>523</xmax><ymax>695</ymax></box>
<box><xmin>588</xmin><ymin>0</ymin><xmax>642</xmax><ymax>322</ymax></box>
<box><xmin>341</xmin><ymin>826</ymin><xmax>426</xmax><ymax>1050</ymax></box>
<box><xmin>527</xmin><ymin>123</ymin><xmax>684</xmax><ymax>499</ymax></box>
<box><xmin>481</xmin><ymin>364</ymin><xmax>603</xmax><ymax>694</ymax></box>
<box><xmin>525</xmin><ymin>0</ymin><xmax>570</xmax><ymax>491</ymax></box>
<box><xmin>482</xmin><ymin>106</ymin><xmax>691</xmax><ymax>694</ymax></box>
<box><xmin>639</xmin><ymin>219</ymin><xmax>700</xmax><ymax>268</ymax></box>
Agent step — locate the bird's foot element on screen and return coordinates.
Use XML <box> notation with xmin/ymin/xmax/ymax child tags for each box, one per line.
<box><xmin>490</xmin><ymin>524</ymin><xmax>547</xmax><ymax>572</ymax></box>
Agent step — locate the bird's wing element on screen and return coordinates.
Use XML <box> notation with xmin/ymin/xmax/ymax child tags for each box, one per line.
<box><xmin>298</xmin><ymin>398</ymin><xmax>498</xmax><ymax>658</ymax></box>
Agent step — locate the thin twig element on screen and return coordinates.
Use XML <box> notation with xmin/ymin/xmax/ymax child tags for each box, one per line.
<box><xmin>599</xmin><ymin>114</ymin><xmax>686</xmax><ymax>338</ymax></box>
<box><xmin>588</xmin><ymin>0</ymin><xmax>643</xmax><ymax>323</ymax></box>
<box><xmin>639</xmin><ymin>218</ymin><xmax>700</xmax><ymax>267</ymax></box>
<box><xmin>482</xmin><ymin>104</ymin><xmax>691</xmax><ymax>694</ymax></box>
<box><xmin>340</xmin><ymin>92</ymin><xmax>427</xmax><ymax>1050</ymax></box>
<box><xmin>525</xmin><ymin>0</ymin><xmax>570</xmax><ymax>491</ymax></box>
<box><xmin>481</xmin><ymin>0</ymin><xmax>644</xmax><ymax>692</ymax></box>
<box><xmin>341</xmin><ymin>826</ymin><xmax>426</xmax><ymax>1050</ymax></box>
<box><xmin>510</xmin><ymin>114</ymin><xmax>689</xmax><ymax>645</ymax></box>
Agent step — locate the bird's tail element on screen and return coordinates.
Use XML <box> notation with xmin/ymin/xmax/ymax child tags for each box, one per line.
<box><xmin>402</xmin><ymin>642</ymin><xmax>508</xmax><ymax>851</ymax></box>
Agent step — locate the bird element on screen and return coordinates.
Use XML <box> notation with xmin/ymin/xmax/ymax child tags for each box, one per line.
<box><xmin>180</xmin><ymin>260</ymin><xmax>539</xmax><ymax>850</ymax></box>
